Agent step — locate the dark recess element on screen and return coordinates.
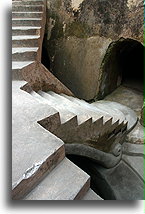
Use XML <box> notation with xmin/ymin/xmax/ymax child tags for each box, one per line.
<box><xmin>67</xmin><ymin>154</ymin><xmax>116</xmax><ymax>200</ymax></box>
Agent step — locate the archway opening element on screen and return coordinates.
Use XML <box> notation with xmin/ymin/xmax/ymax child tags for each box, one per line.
<box><xmin>99</xmin><ymin>38</ymin><xmax>144</xmax><ymax>98</ymax></box>
<box><xmin>67</xmin><ymin>154</ymin><xmax>116</xmax><ymax>200</ymax></box>
<box><xmin>118</xmin><ymin>39</ymin><xmax>143</xmax><ymax>91</ymax></box>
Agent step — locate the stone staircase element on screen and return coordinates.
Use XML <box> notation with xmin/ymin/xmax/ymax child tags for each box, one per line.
<box><xmin>13</xmin><ymin>80</ymin><xmax>137</xmax><ymax>200</ymax></box>
<box><xmin>12</xmin><ymin>0</ymin><xmax>139</xmax><ymax>200</ymax></box>
<box><xmin>12</xmin><ymin>0</ymin><xmax>102</xmax><ymax>201</ymax></box>
<box><xmin>12</xmin><ymin>0</ymin><xmax>46</xmax><ymax>80</ymax></box>
<box><xmin>29</xmin><ymin>90</ymin><xmax>137</xmax><ymax>166</ymax></box>
<box><xmin>13</xmin><ymin>80</ymin><xmax>103</xmax><ymax>200</ymax></box>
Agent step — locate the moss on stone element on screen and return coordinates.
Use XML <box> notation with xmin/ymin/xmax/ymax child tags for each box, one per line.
<box><xmin>48</xmin><ymin>11</ymin><xmax>64</xmax><ymax>40</ymax></box>
<box><xmin>53</xmin><ymin>0</ymin><xmax>62</xmax><ymax>10</ymax></box>
<box><xmin>65</xmin><ymin>21</ymin><xmax>90</xmax><ymax>38</ymax></box>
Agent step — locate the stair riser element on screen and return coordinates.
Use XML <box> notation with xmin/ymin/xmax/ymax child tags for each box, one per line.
<box><xmin>12</xmin><ymin>12</ymin><xmax>43</xmax><ymax>18</ymax></box>
<box><xmin>12</xmin><ymin>19</ymin><xmax>42</xmax><ymax>27</ymax></box>
<box><xmin>12</xmin><ymin>51</ymin><xmax>38</xmax><ymax>61</ymax></box>
<box><xmin>12</xmin><ymin>1</ymin><xmax>44</xmax><ymax>6</ymax></box>
<box><xmin>12</xmin><ymin>28</ymin><xmax>41</xmax><ymax>36</ymax></box>
<box><xmin>12</xmin><ymin>6</ymin><xmax>44</xmax><ymax>12</ymax></box>
<box><xmin>12</xmin><ymin>39</ymin><xmax>39</xmax><ymax>47</ymax></box>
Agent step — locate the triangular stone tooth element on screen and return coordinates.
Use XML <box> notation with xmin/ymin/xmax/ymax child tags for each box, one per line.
<box><xmin>109</xmin><ymin>119</ymin><xmax>120</xmax><ymax>133</ymax></box>
<box><xmin>74</xmin><ymin>117</ymin><xmax>93</xmax><ymax>142</ymax></box>
<box><xmin>54</xmin><ymin>116</ymin><xmax>78</xmax><ymax>141</ymax></box>
<box><xmin>65</xmin><ymin>117</ymin><xmax>93</xmax><ymax>143</ymax></box>
<box><xmin>100</xmin><ymin>117</ymin><xmax>113</xmax><ymax>136</ymax></box>
<box><xmin>91</xmin><ymin>116</ymin><xmax>104</xmax><ymax>139</ymax></box>
<box><xmin>121</xmin><ymin>121</ymin><xmax>128</xmax><ymax>133</ymax></box>
<box><xmin>113</xmin><ymin>121</ymin><xmax>125</xmax><ymax>135</ymax></box>
<box><xmin>37</xmin><ymin>112</ymin><xmax>61</xmax><ymax>134</ymax></box>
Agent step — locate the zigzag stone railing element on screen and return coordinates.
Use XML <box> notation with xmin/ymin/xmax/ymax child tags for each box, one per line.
<box><xmin>37</xmin><ymin>112</ymin><xmax>128</xmax><ymax>168</ymax></box>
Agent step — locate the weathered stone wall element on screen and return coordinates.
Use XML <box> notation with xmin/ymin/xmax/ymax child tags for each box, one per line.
<box><xmin>45</xmin><ymin>0</ymin><xmax>143</xmax><ymax>100</ymax></box>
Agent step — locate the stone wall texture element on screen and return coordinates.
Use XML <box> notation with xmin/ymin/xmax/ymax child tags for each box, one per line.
<box><xmin>45</xmin><ymin>0</ymin><xmax>143</xmax><ymax>100</ymax></box>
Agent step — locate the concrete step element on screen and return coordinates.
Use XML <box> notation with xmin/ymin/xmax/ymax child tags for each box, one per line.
<box><xmin>12</xmin><ymin>26</ymin><xmax>41</xmax><ymax>36</ymax></box>
<box><xmin>12</xmin><ymin>35</ymin><xmax>40</xmax><ymax>47</ymax></box>
<box><xmin>12</xmin><ymin>18</ymin><xmax>42</xmax><ymax>27</ymax></box>
<box><xmin>31</xmin><ymin>91</ymin><xmax>121</xmax><ymax>144</ymax></box>
<box><xmin>31</xmin><ymin>91</ymin><xmax>91</xmax><ymax>125</ymax></box>
<box><xmin>24</xmin><ymin>158</ymin><xmax>90</xmax><ymax>200</ymax></box>
<box><xmin>12</xmin><ymin>61</ymin><xmax>34</xmax><ymax>80</ymax></box>
<box><xmin>12</xmin><ymin>1</ymin><xmax>44</xmax><ymax>6</ymax></box>
<box><xmin>31</xmin><ymin>91</ymin><xmax>79</xmax><ymax>124</ymax></box>
<box><xmin>81</xmin><ymin>189</ymin><xmax>103</xmax><ymax>200</ymax></box>
<box><xmin>31</xmin><ymin>91</ymin><xmax>128</xmax><ymax>150</ymax></box>
<box><xmin>12</xmin><ymin>5</ymin><xmax>44</xmax><ymax>12</ymax></box>
<box><xmin>43</xmin><ymin>91</ymin><xmax>112</xmax><ymax>124</ymax></box>
<box><xmin>12</xmin><ymin>47</ymin><xmax>39</xmax><ymax>61</ymax></box>
<box><xmin>62</xmin><ymin>93</ymin><xmax>124</xmax><ymax>124</ymax></box>
<box><xmin>91</xmin><ymin>101</ymin><xmax>138</xmax><ymax>131</ymax></box>
<box><xmin>12</xmin><ymin>12</ymin><xmax>43</xmax><ymax>18</ymax></box>
<box><xmin>12</xmin><ymin>81</ymin><xmax>64</xmax><ymax>199</ymax></box>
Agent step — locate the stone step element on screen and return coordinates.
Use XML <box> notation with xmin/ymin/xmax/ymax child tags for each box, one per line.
<box><xmin>12</xmin><ymin>26</ymin><xmax>41</xmax><ymax>36</ymax></box>
<box><xmin>12</xmin><ymin>5</ymin><xmax>44</xmax><ymax>12</ymax></box>
<box><xmin>12</xmin><ymin>35</ymin><xmax>40</xmax><ymax>47</ymax></box>
<box><xmin>24</xmin><ymin>158</ymin><xmax>90</xmax><ymax>200</ymax></box>
<box><xmin>12</xmin><ymin>61</ymin><xmax>34</xmax><ymax>80</ymax></box>
<box><xmin>31</xmin><ymin>91</ymin><xmax>91</xmax><ymax>125</ymax></box>
<box><xmin>62</xmin><ymin>93</ymin><xmax>123</xmax><ymax>124</ymax></box>
<box><xmin>47</xmin><ymin>92</ymin><xmax>114</xmax><ymax>124</ymax></box>
<box><xmin>12</xmin><ymin>81</ymin><xmax>64</xmax><ymax>199</ymax></box>
<box><xmin>81</xmin><ymin>189</ymin><xmax>103</xmax><ymax>200</ymax></box>
<box><xmin>91</xmin><ymin>101</ymin><xmax>138</xmax><ymax>131</ymax></box>
<box><xmin>12</xmin><ymin>47</ymin><xmax>39</xmax><ymax>61</ymax></box>
<box><xmin>12</xmin><ymin>1</ymin><xmax>44</xmax><ymax>6</ymax></box>
<box><xmin>12</xmin><ymin>12</ymin><xmax>43</xmax><ymax>18</ymax></box>
<box><xmin>31</xmin><ymin>91</ymin><xmax>76</xmax><ymax>124</ymax></box>
<box><xmin>12</xmin><ymin>18</ymin><xmax>42</xmax><ymax>27</ymax></box>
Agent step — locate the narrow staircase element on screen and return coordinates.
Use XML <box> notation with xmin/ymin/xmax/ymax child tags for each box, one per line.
<box><xmin>12</xmin><ymin>0</ymin><xmax>102</xmax><ymax>200</ymax></box>
<box><xmin>12</xmin><ymin>0</ymin><xmax>139</xmax><ymax>201</ymax></box>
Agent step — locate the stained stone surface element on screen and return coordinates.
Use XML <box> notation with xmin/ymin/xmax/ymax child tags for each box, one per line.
<box><xmin>125</xmin><ymin>122</ymin><xmax>144</xmax><ymax>144</ymax></box>
<box><xmin>104</xmin><ymin>85</ymin><xmax>143</xmax><ymax>117</ymax></box>
<box><xmin>44</xmin><ymin>0</ymin><xmax>143</xmax><ymax>100</ymax></box>
<box><xmin>21</xmin><ymin>61</ymin><xmax>74</xmax><ymax>96</ymax></box>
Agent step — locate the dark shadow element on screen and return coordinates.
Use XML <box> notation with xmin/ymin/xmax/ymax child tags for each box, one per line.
<box><xmin>118</xmin><ymin>40</ymin><xmax>144</xmax><ymax>92</ymax></box>
<box><xmin>67</xmin><ymin>155</ymin><xmax>116</xmax><ymax>200</ymax></box>
<box><xmin>99</xmin><ymin>38</ymin><xmax>144</xmax><ymax>98</ymax></box>
<box><xmin>41</xmin><ymin>34</ymin><xmax>51</xmax><ymax>71</ymax></box>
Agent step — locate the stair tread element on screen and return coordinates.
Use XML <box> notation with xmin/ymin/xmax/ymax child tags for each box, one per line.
<box><xmin>12</xmin><ymin>12</ymin><xmax>43</xmax><ymax>14</ymax></box>
<box><xmin>12</xmin><ymin>35</ymin><xmax>40</xmax><ymax>40</ymax></box>
<box><xmin>43</xmin><ymin>91</ymin><xmax>113</xmax><ymax>123</ymax></box>
<box><xmin>12</xmin><ymin>61</ymin><xmax>34</xmax><ymax>69</ymax></box>
<box><xmin>12</xmin><ymin>81</ymin><xmax>64</xmax><ymax>199</ymax></box>
<box><xmin>62</xmin><ymin>93</ymin><xmax>124</xmax><ymax>124</ymax></box>
<box><xmin>82</xmin><ymin>189</ymin><xmax>103</xmax><ymax>200</ymax></box>
<box><xmin>12</xmin><ymin>47</ymin><xmax>39</xmax><ymax>53</ymax></box>
<box><xmin>12</xmin><ymin>18</ymin><xmax>42</xmax><ymax>20</ymax></box>
<box><xmin>33</xmin><ymin>91</ymin><xmax>93</xmax><ymax>124</ymax></box>
<box><xmin>12</xmin><ymin>26</ymin><xmax>41</xmax><ymax>30</ymax></box>
<box><xmin>31</xmin><ymin>91</ymin><xmax>76</xmax><ymax>124</ymax></box>
<box><xmin>24</xmin><ymin>158</ymin><xmax>90</xmax><ymax>200</ymax></box>
<box><xmin>92</xmin><ymin>101</ymin><xmax>137</xmax><ymax>131</ymax></box>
